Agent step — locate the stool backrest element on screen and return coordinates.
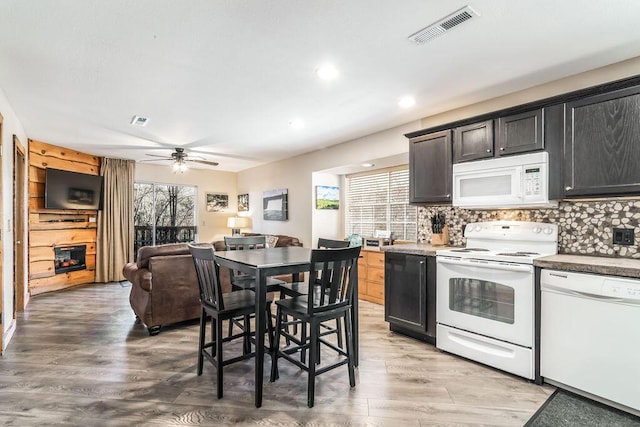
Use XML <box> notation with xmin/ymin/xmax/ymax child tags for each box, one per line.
<box><xmin>306</xmin><ymin>246</ymin><xmax>361</xmax><ymax>315</ymax></box>
<box><xmin>223</xmin><ymin>235</ymin><xmax>267</xmax><ymax>283</ymax></box>
<box><xmin>188</xmin><ymin>244</ymin><xmax>225</xmax><ymax>310</ymax></box>
<box><xmin>317</xmin><ymin>238</ymin><xmax>349</xmax><ymax>249</ymax></box>
<box><xmin>224</xmin><ymin>235</ymin><xmax>267</xmax><ymax>250</ymax></box>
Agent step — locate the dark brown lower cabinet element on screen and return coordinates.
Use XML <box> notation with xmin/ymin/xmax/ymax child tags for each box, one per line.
<box><xmin>384</xmin><ymin>252</ymin><xmax>436</xmax><ymax>344</ymax></box>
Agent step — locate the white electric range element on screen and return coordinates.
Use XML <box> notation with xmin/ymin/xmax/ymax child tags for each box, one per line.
<box><xmin>435</xmin><ymin>220</ymin><xmax>558</xmax><ymax>380</ymax></box>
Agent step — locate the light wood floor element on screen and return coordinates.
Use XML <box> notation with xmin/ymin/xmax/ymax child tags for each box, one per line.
<box><xmin>0</xmin><ymin>282</ymin><xmax>554</xmax><ymax>426</ymax></box>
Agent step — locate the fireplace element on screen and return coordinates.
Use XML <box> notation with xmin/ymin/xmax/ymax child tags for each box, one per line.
<box><xmin>54</xmin><ymin>245</ymin><xmax>86</xmax><ymax>274</ymax></box>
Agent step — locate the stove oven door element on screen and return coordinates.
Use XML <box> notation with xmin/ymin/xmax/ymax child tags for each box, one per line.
<box><xmin>436</xmin><ymin>256</ymin><xmax>534</xmax><ymax>347</ymax></box>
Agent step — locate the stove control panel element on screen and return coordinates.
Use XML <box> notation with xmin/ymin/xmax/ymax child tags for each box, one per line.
<box><xmin>464</xmin><ymin>221</ymin><xmax>557</xmax><ymax>239</ymax></box>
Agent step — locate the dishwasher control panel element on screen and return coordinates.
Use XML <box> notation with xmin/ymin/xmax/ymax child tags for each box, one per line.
<box><xmin>542</xmin><ymin>270</ymin><xmax>640</xmax><ymax>302</ymax></box>
<box><xmin>602</xmin><ymin>279</ymin><xmax>640</xmax><ymax>299</ymax></box>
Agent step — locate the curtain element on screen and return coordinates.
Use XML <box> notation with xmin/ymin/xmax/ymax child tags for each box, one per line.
<box><xmin>95</xmin><ymin>158</ymin><xmax>135</xmax><ymax>282</ymax></box>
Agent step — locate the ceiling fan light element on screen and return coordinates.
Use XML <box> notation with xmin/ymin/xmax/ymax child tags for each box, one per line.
<box><xmin>172</xmin><ymin>161</ymin><xmax>188</xmax><ymax>173</ymax></box>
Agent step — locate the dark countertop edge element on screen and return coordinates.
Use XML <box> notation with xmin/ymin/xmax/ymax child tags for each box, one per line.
<box><xmin>534</xmin><ymin>254</ymin><xmax>640</xmax><ymax>279</ymax></box>
<box><xmin>380</xmin><ymin>244</ymin><xmax>458</xmax><ymax>257</ymax></box>
<box><xmin>378</xmin><ymin>249</ymin><xmax>640</xmax><ymax>279</ymax></box>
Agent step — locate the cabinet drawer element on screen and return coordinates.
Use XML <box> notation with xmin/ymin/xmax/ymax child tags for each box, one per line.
<box><xmin>367</xmin><ymin>267</ymin><xmax>384</xmax><ymax>283</ymax></box>
<box><xmin>367</xmin><ymin>251</ymin><xmax>385</xmax><ymax>267</ymax></box>
<box><xmin>367</xmin><ymin>282</ymin><xmax>384</xmax><ymax>300</ymax></box>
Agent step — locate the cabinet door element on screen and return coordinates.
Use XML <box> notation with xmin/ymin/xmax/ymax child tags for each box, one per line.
<box><xmin>409</xmin><ymin>130</ymin><xmax>452</xmax><ymax>203</ymax></box>
<box><xmin>565</xmin><ymin>85</ymin><xmax>640</xmax><ymax>197</ymax></box>
<box><xmin>496</xmin><ymin>109</ymin><xmax>543</xmax><ymax>156</ymax></box>
<box><xmin>453</xmin><ymin>120</ymin><xmax>494</xmax><ymax>163</ymax></box>
<box><xmin>384</xmin><ymin>253</ymin><xmax>427</xmax><ymax>332</ymax></box>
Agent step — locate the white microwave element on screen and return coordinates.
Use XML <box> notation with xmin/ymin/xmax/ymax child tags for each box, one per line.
<box><xmin>452</xmin><ymin>152</ymin><xmax>558</xmax><ymax>209</ymax></box>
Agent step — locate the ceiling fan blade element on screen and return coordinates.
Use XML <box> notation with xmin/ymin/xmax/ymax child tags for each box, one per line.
<box><xmin>138</xmin><ymin>158</ymin><xmax>172</xmax><ymax>162</ymax></box>
<box><xmin>186</xmin><ymin>159</ymin><xmax>219</xmax><ymax>167</ymax></box>
<box><xmin>146</xmin><ymin>153</ymin><xmax>172</xmax><ymax>158</ymax></box>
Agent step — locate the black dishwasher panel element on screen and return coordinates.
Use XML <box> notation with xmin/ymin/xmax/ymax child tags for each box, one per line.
<box><xmin>384</xmin><ymin>252</ymin><xmax>436</xmax><ymax>343</ymax></box>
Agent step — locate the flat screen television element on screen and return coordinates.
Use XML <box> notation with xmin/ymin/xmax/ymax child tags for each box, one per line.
<box><xmin>44</xmin><ymin>168</ymin><xmax>104</xmax><ymax>210</ymax></box>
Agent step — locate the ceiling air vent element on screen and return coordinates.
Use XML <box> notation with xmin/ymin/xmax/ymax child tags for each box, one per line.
<box><xmin>408</xmin><ymin>5</ymin><xmax>478</xmax><ymax>44</ymax></box>
<box><xmin>130</xmin><ymin>115</ymin><xmax>149</xmax><ymax>126</ymax></box>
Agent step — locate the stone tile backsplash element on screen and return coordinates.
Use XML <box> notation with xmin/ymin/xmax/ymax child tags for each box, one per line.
<box><xmin>418</xmin><ymin>199</ymin><xmax>640</xmax><ymax>258</ymax></box>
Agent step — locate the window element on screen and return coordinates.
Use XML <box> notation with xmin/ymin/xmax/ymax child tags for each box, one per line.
<box><xmin>134</xmin><ymin>183</ymin><xmax>197</xmax><ymax>254</ymax></box>
<box><xmin>346</xmin><ymin>167</ymin><xmax>417</xmax><ymax>241</ymax></box>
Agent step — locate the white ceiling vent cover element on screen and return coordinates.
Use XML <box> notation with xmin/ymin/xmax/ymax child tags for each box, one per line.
<box><xmin>130</xmin><ymin>115</ymin><xmax>149</xmax><ymax>126</ymax></box>
<box><xmin>408</xmin><ymin>6</ymin><xmax>478</xmax><ymax>44</ymax></box>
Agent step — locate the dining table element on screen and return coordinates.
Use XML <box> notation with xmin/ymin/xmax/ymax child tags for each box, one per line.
<box><xmin>214</xmin><ymin>245</ymin><xmax>359</xmax><ymax>408</ymax></box>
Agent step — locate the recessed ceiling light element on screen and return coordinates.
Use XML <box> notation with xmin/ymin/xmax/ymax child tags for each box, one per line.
<box><xmin>316</xmin><ymin>64</ymin><xmax>339</xmax><ymax>80</ymax></box>
<box><xmin>289</xmin><ymin>119</ymin><xmax>305</xmax><ymax>129</ymax></box>
<box><xmin>398</xmin><ymin>96</ymin><xmax>416</xmax><ymax>108</ymax></box>
<box><xmin>361</xmin><ymin>162</ymin><xmax>375</xmax><ymax>168</ymax></box>
<box><xmin>130</xmin><ymin>115</ymin><xmax>149</xmax><ymax>126</ymax></box>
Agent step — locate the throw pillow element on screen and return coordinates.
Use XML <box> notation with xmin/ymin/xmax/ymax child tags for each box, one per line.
<box><xmin>265</xmin><ymin>235</ymin><xmax>279</xmax><ymax>248</ymax></box>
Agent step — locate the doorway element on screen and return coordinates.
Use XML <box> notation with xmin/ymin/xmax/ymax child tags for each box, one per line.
<box><xmin>14</xmin><ymin>136</ymin><xmax>27</xmax><ymax>312</ymax></box>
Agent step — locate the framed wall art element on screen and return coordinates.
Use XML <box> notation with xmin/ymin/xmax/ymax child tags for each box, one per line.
<box><xmin>238</xmin><ymin>193</ymin><xmax>249</xmax><ymax>212</ymax></box>
<box><xmin>206</xmin><ymin>193</ymin><xmax>229</xmax><ymax>212</ymax></box>
<box><xmin>315</xmin><ymin>185</ymin><xmax>339</xmax><ymax>209</ymax></box>
<box><xmin>263</xmin><ymin>188</ymin><xmax>288</xmax><ymax>221</ymax></box>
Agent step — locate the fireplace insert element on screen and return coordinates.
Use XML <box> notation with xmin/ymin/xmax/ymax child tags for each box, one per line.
<box><xmin>54</xmin><ymin>245</ymin><xmax>87</xmax><ymax>274</ymax></box>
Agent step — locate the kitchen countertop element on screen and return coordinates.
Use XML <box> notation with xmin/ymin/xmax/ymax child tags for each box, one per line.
<box><xmin>534</xmin><ymin>254</ymin><xmax>640</xmax><ymax>279</ymax></box>
<box><xmin>380</xmin><ymin>243</ymin><xmax>458</xmax><ymax>256</ymax></box>
<box><xmin>382</xmin><ymin>246</ymin><xmax>640</xmax><ymax>279</ymax></box>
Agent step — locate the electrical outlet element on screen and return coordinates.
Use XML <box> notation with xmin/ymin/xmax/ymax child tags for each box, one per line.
<box><xmin>613</xmin><ymin>228</ymin><xmax>634</xmax><ymax>245</ymax></box>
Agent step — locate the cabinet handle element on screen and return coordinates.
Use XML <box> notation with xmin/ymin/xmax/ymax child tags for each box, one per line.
<box><xmin>486</xmin><ymin>149</ymin><xmax>491</xmax><ymax>153</ymax></box>
<box><xmin>446</xmin><ymin>194</ymin><xmax>450</xmax><ymax>198</ymax></box>
<box><xmin>565</xmin><ymin>186</ymin><xmax>572</xmax><ymax>191</ymax></box>
<box><xmin>499</xmin><ymin>147</ymin><xmax>505</xmax><ymax>151</ymax></box>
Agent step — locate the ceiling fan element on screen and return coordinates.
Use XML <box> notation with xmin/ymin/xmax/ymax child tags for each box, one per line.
<box><xmin>140</xmin><ymin>147</ymin><xmax>219</xmax><ymax>172</ymax></box>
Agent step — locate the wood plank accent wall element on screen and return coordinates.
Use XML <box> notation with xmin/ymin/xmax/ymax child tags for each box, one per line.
<box><xmin>28</xmin><ymin>140</ymin><xmax>101</xmax><ymax>295</ymax></box>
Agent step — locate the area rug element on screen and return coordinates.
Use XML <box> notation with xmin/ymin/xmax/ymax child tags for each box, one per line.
<box><xmin>525</xmin><ymin>389</ymin><xmax>640</xmax><ymax>427</ymax></box>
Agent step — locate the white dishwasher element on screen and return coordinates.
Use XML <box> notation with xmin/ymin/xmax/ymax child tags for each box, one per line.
<box><xmin>540</xmin><ymin>269</ymin><xmax>640</xmax><ymax>415</ymax></box>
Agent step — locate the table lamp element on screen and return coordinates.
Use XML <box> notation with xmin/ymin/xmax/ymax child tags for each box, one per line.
<box><xmin>227</xmin><ymin>216</ymin><xmax>251</xmax><ymax>235</ymax></box>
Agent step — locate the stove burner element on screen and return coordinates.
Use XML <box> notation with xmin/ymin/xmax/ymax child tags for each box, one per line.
<box><xmin>450</xmin><ymin>247</ymin><xmax>491</xmax><ymax>253</ymax></box>
<box><xmin>495</xmin><ymin>251</ymin><xmax>540</xmax><ymax>257</ymax></box>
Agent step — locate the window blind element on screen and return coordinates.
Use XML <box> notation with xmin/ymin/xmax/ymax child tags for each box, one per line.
<box><xmin>346</xmin><ymin>167</ymin><xmax>417</xmax><ymax>240</ymax></box>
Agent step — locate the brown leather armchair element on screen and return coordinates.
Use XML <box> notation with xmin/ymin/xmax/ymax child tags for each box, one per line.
<box><xmin>123</xmin><ymin>243</ymin><xmax>217</xmax><ymax>335</ymax></box>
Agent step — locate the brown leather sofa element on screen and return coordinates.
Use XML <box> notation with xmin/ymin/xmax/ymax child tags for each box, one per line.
<box><xmin>123</xmin><ymin>242</ymin><xmax>217</xmax><ymax>335</ymax></box>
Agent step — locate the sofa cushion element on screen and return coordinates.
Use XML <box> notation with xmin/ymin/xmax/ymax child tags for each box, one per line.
<box><xmin>136</xmin><ymin>243</ymin><xmax>190</xmax><ymax>269</ymax></box>
<box><xmin>136</xmin><ymin>242</ymin><xmax>211</xmax><ymax>269</ymax></box>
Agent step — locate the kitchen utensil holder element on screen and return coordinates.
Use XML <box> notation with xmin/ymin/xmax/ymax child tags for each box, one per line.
<box><xmin>431</xmin><ymin>225</ymin><xmax>449</xmax><ymax>246</ymax></box>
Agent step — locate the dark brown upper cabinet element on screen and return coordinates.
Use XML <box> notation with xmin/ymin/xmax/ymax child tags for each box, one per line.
<box><xmin>452</xmin><ymin>120</ymin><xmax>494</xmax><ymax>163</ymax></box>
<box><xmin>564</xmin><ymin>85</ymin><xmax>640</xmax><ymax>197</ymax></box>
<box><xmin>496</xmin><ymin>109</ymin><xmax>544</xmax><ymax>156</ymax></box>
<box><xmin>409</xmin><ymin>130</ymin><xmax>452</xmax><ymax>204</ymax></box>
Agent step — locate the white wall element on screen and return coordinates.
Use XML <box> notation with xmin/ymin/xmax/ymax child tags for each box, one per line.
<box><xmin>237</xmin><ymin>121</ymin><xmax>422</xmax><ymax>247</ymax></box>
<box><xmin>0</xmin><ymin>87</ymin><xmax>28</xmax><ymax>350</ymax></box>
<box><xmin>134</xmin><ymin>163</ymin><xmax>238</xmax><ymax>243</ymax></box>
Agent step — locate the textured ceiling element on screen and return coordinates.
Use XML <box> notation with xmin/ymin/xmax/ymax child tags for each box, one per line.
<box><xmin>1</xmin><ymin>1</ymin><xmax>640</xmax><ymax>171</ymax></box>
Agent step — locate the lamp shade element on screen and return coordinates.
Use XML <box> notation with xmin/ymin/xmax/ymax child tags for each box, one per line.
<box><xmin>227</xmin><ymin>216</ymin><xmax>251</xmax><ymax>235</ymax></box>
<box><xmin>227</xmin><ymin>216</ymin><xmax>251</xmax><ymax>229</ymax></box>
